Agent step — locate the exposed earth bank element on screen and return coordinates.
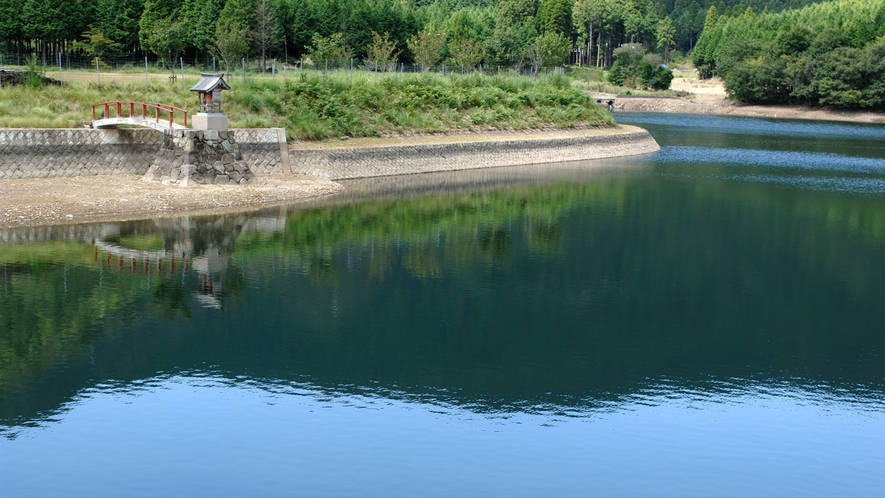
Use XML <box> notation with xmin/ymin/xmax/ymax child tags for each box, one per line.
<box><xmin>614</xmin><ymin>77</ymin><xmax>885</xmax><ymax>123</ymax></box>
<box><xmin>0</xmin><ymin>175</ymin><xmax>343</xmax><ymax>229</ymax></box>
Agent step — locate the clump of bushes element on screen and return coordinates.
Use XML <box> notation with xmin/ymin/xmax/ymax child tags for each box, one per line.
<box><xmin>607</xmin><ymin>44</ymin><xmax>674</xmax><ymax>91</ymax></box>
<box><xmin>224</xmin><ymin>71</ymin><xmax>614</xmax><ymax>140</ymax></box>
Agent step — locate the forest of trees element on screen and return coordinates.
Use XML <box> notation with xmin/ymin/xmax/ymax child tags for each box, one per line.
<box><xmin>0</xmin><ymin>0</ymin><xmax>830</xmax><ymax>72</ymax></box>
<box><xmin>4</xmin><ymin>0</ymin><xmax>882</xmax><ymax>105</ymax></box>
<box><xmin>693</xmin><ymin>0</ymin><xmax>885</xmax><ymax>107</ymax></box>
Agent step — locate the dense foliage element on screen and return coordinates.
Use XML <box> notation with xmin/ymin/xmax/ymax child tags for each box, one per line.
<box><xmin>693</xmin><ymin>0</ymin><xmax>885</xmax><ymax>108</ymax></box>
<box><xmin>606</xmin><ymin>44</ymin><xmax>674</xmax><ymax>90</ymax></box>
<box><xmin>0</xmin><ymin>0</ymin><xmax>828</xmax><ymax>74</ymax></box>
<box><xmin>229</xmin><ymin>71</ymin><xmax>614</xmax><ymax>139</ymax></box>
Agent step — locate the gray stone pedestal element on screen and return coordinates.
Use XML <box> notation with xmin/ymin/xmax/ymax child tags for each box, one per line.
<box><xmin>192</xmin><ymin>113</ymin><xmax>228</xmax><ymax>131</ymax></box>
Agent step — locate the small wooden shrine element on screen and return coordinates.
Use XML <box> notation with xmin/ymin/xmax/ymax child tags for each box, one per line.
<box><xmin>190</xmin><ymin>74</ymin><xmax>231</xmax><ymax>130</ymax></box>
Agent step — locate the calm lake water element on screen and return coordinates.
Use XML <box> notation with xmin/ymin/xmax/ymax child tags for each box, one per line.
<box><xmin>2</xmin><ymin>113</ymin><xmax>885</xmax><ymax>496</ymax></box>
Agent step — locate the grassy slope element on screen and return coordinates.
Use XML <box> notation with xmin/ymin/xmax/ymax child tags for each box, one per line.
<box><xmin>0</xmin><ymin>70</ymin><xmax>614</xmax><ymax>140</ymax></box>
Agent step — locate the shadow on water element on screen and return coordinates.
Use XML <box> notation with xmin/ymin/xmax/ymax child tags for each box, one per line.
<box><xmin>4</xmin><ymin>114</ymin><xmax>885</xmax><ymax>435</ymax></box>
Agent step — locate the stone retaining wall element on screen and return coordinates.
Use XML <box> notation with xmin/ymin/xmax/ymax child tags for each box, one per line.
<box><xmin>288</xmin><ymin>127</ymin><xmax>659</xmax><ymax>180</ymax></box>
<box><xmin>235</xmin><ymin>128</ymin><xmax>291</xmax><ymax>175</ymax></box>
<box><xmin>1</xmin><ymin>127</ymin><xmax>657</xmax><ymax>182</ymax></box>
<box><xmin>0</xmin><ymin>128</ymin><xmax>288</xmax><ymax>179</ymax></box>
<box><xmin>0</xmin><ymin>129</ymin><xmax>163</xmax><ymax>179</ymax></box>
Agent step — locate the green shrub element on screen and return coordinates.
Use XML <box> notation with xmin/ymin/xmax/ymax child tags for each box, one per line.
<box><xmin>24</xmin><ymin>55</ymin><xmax>45</xmax><ymax>89</ymax></box>
<box><xmin>609</xmin><ymin>45</ymin><xmax>673</xmax><ymax>91</ymax></box>
<box><xmin>640</xmin><ymin>62</ymin><xmax>674</xmax><ymax>91</ymax></box>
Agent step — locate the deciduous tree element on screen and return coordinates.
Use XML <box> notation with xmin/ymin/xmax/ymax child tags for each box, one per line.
<box><xmin>573</xmin><ymin>0</ymin><xmax>619</xmax><ymax>67</ymax></box>
<box><xmin>146</xmin><ymin>17</ymin><xmax>186</xmax><ymax>75</ymax></box>
<box><xmin>527</xmin><ymin>31</ymin><xmax>570</xmax><ymax>73</ymax></box>
<box><xmin>72</xmin><ymin>28</ymin><xmax>122</xmax><ymax>65</ymax></box>
<box><xmin>252</xmin><ymin>0</ymin><xmax>280</xmax><ymax>72</ymax></box>
<box><xmin>214</xmin><ymin>18</ymin><xmax>250</xmax><ymax>76</ymax></box>
<box><xmin>364</xmin><ymin>30</ymin><xmax>400</xmax><ymax>72</ymax></box>
<box><xmin>307</xmin><ymin>32</ymin><xmax>351</xmax><ymax>67</ymax></box>
<box><xmin>448</xmin><ymin>38</ymin><xmax>483</xmax><ymax>71</ymax></box>
<box><xmin>408</xmin><ymin>30</ymin><xmax>446</xmax><ymax>71</ymax></box>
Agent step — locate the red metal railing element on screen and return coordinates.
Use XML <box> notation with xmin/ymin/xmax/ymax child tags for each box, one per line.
<box><xmin>91</xmin><ymin>101</ymin><xmax>189</xmax><ymax>128</ymax></box>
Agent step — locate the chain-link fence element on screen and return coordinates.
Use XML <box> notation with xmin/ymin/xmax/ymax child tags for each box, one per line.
<box><xmin>0</xmin><ymin>52</ymin><xmax>567</xmax><ymax>87</ymax></box>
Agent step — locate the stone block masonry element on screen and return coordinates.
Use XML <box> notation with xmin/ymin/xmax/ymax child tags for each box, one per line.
<box><xmin>234</xmin><ymin>128</ymin><xmax>291</xmax><ymax>175</ymax></box>
<box><xmin>1</xmin><ymin>126</ymin><xmax>658</xmax><ymax>183</ymax></box>
<box><xmin>0</xmin><ymin>129</ymin><xmax>163</xmax><ymax>179</ymax></box>
<box><xmin>288</xmin><ymin>126</ymin><xmax>660</xmax><ymax>180</ymax></box>
<box><xmin>0</xmin><ymin>128</ymin><xmax>289</xmax><ymax>179</ymax></box>
<box><xmin>143</xmin><ymin>129</ymin><xmax>257</xmax><ymax>186</ymax></box>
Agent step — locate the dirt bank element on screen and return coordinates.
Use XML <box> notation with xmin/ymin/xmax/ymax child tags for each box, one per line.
<box><xmin>615</xmin><ymin>77</ymin><xmax>885</xmax><ymax>124</ymax></box>
<box><xmin>0</xmin><ymin>175</ymin><xmax>342</xmax><ymax>228</ymax></box>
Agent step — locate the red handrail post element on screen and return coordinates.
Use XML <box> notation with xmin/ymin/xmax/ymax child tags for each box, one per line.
<box><xmin>115</xmin><ymin>102</ymin><xmax>122</xmax><ymax>117</ymax></box>
<box><xmin>129</xmin><ymin>102</ymin><xmax>134</xmax><ymax>117</ymax></box>
<box><xmin>91</xmin><ymin>105</ymin><xmax>96</xmax><ymax>120</ymax></box>
<box><xmin>104</xmin><ymin>103</ymin><xmax>109</xmax><ymax>119</ymax></box>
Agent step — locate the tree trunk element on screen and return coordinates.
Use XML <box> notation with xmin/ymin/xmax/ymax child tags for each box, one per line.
<box><xmin>596</xmin><ymin>33</ymin><xmax>602</xmax><ymax>67</ymax></box>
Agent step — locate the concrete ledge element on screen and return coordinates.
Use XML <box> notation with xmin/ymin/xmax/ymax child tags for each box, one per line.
<box><xmin>288</xmin><ymin>126</ymin><xmax>659</xmax><ymax>180</ymax></box>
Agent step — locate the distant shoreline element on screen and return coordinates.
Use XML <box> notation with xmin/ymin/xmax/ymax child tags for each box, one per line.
<box><xmin>616</xmin><ymin>78</ymin><xmax>885</xmax><ymax>124</ymax></box>
<box><xmin>616</xmin><ymin>96</ymin><xmax>885</xmax><ymax>124</ymax></box>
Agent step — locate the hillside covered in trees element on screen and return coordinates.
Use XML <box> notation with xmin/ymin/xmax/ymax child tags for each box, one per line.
<box><xmin>0</xmin><ymin>0</ymin><xmax>829</xmax><ymax>73</ymax></box>
<box><xmin>6</xmin><ymin>0</ymin><xmax>882</xmax><ymax>108</ymax></box>
<box><xmin>693</xmin><ymin>0</ymin><xmax>885</xmax><ymax>108</ymax></box>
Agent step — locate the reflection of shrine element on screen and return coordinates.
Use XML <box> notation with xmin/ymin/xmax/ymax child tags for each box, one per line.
<box><xmin>192</xmin><ymin>247</ymin><xmax>229</xmax><ymax>309</ymax></box>
<box><xmin>0</xmin><ymin>209</ymin><xmax>290</xmax><ymax>312</ymax></box>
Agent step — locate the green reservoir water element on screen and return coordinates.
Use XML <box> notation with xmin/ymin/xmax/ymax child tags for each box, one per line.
<box><xmin>2</xmin><ymin>113</ymin><xmax>885</xmax><ymax>496</ymax></box>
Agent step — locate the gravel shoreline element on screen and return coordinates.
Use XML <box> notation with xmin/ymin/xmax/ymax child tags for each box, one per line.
<box><xmin>0</xmin><ymin>175</ymin><xmax>343</xmax><ymax>228</ymax></box>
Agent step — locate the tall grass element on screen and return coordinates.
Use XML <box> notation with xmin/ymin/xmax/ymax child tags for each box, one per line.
<box><xmin>0</xmin><ymin>82</ymin><xmax>193</xmax><ymax>128</ymax></box>
<box><xmin>0</xmin><ymin>70</ymin><xmax>615</xmax><ymax>139</ymax></box>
